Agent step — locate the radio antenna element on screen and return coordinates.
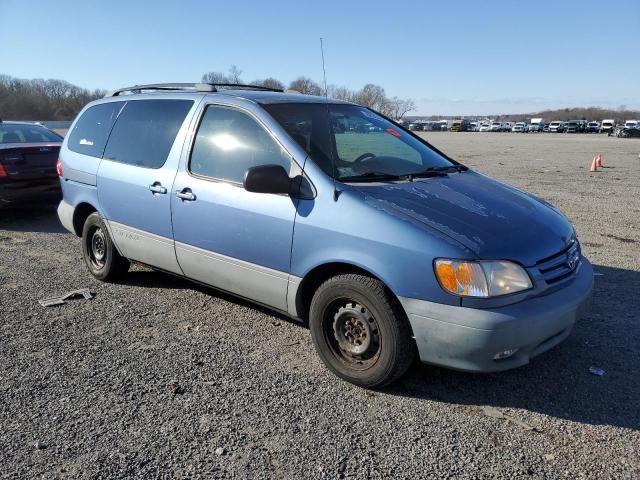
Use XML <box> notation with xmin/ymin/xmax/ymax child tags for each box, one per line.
<box><xmin>320</xmin><ymin>37</ymin><xmax>328</xmax><ymax>97</ymax></box>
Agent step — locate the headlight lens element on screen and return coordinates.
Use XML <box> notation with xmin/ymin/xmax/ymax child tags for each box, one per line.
<box><xmin>434</xmin><ymin>259</ymin><xmax>532</xmax><ymax>297</ymax></box>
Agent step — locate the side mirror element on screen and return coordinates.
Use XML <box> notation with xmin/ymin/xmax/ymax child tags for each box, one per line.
<box><xmin>243</xmin><ymin>164</ymin><xmax>291</xmax><ymax>195</ymax></box>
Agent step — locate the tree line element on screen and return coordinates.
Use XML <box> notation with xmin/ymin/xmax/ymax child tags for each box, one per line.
<box><xmin>201</xmin><ymin>65</ymin><xmax>417</xmax><ymax>120</ymax></box>
<box><xmin>0</xmin><ymin>75</ymin><xmax>106</xmax><ymax>121</ymax></box>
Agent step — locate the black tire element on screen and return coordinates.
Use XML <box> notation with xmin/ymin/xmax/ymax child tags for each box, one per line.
<box><xmin>81</xmin><ymin>212</ymin><xmax>129</xmax><ymax>282</ymax></box>
<box><xmin>309</xmin><ymin>273</ymin><xmax>416</xmax><ymax>389</ymax></box>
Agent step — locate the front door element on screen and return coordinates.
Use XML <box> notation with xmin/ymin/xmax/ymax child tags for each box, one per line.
<box><xmin>97</xmin><ymin>98</ymin><xmax>195</xmax><ymax>274</ymax></box>
<box><xmin>171</xmin><ymin>103</ymin><xmax>299</xmax><ymax>311</ymax></box>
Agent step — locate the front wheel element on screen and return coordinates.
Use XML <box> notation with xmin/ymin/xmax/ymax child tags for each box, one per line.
<box><xmin>309</xmin><ymin>274</ymin><xmax>416</xmax><ymax>388</ymax></box>
<box><xmin>81</xmin><ymin>212</ymin><xmax>129</xmax><ymax>281</ymax></box>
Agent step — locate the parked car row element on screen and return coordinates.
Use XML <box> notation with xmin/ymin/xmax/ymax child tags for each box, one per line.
<box><xmin>403</xmin><ymin>117</ymin><xmax>639</xmax><ymax>134</ymax></box>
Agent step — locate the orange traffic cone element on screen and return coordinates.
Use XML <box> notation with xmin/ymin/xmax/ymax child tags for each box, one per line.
<box><xmin>596</xmin><ymin>153</ymin><xmax>603</xmax><ymax>168</ymax></box>
<box><xmin>589</xmin><ymin>156</ymin><xmax>598</xmax><ymax>172</ymax></box>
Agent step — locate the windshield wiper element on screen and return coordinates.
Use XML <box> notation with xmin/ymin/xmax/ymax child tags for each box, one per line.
<box><xmin>340</xmin><ymin>165</ymin><xmax>468</xmax><ymax>183</ymax></box>
<box><xmin>406</xmin><ymin>164</ymin><xmax>468</xmax><ymax>180</ymax></box>
<box><xmin>340</xmin><ymin>171</ymin><xmax>410</xmax><ymax>183</ymax></box>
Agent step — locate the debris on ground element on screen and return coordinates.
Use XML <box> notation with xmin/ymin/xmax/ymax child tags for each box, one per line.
<box><xmin>38</xmin><ymin>288</ymin><xmax>93</xmax><ymax>307</ymax></box>
<box><xmin>169</xmin><ymin>382</ymin><xmax>186</xmax><ymax>395</ymax></box>
<box><xmin>480</xmin><ymin>406</ymin><xmax>539</xmax><ymax>432</ymax></box>
<box><xmin>214</xmin><ymin>447</ymin><xmax>225</xmax><ymax>456</ymax></box>
<box><xmin>589</xmin><ymin>366</ymin><xmax>606</xmax><ymax>376</ymax></box>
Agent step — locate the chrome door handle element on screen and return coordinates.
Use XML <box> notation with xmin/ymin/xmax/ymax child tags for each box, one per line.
<box><xmin>175</xmin><ymin>188</ymin><xmax>196</xmax><ymax>201</ymax></box>
<box><xmin>149</xmin><ymin>182</ymin><xmax>167</xmax><ymax>194</ymax></box>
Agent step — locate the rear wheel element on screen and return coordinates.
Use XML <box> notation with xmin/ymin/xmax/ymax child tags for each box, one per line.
<box><xmin>81</xmin><ymin>212</ymin><xmax>129</xmax><ymax>281</ymax></box>
<box><xmin>309</xmin><ymin>273</ymin><xmax>416</xmax><ymax>388</ymax></box>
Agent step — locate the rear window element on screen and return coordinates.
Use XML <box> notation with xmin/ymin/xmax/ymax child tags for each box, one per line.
<box><xmin>103</xmin><ymin>100</ymin><xmax>193</xmax><ymax>169</ymax></box>
<box><xmin>0</xmin><ymin>124</ymin><xmax>62</xmax><ymax>144</ymax></box>
<box><xmin>67</xmin><ymin>102</ymin><xmax>124</xmax><ymax>157</ymax></box>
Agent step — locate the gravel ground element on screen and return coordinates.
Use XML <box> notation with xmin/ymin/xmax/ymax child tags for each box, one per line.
<box><xmin>1</xmin><ymin>133</ymin><xmax>639</xmax><ymax>479</ymax></box>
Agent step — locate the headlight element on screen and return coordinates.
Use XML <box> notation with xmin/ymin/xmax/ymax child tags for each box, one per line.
<box><xmin>434</xmin><ymin>259</ymin><xmax>532</xmax><ymax>298</ymax></box>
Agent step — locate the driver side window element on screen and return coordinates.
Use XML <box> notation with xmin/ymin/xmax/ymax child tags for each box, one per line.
<box><xmin>190</xmin><ymin>105</ymin><xmax>292</xmax><ymax>183</ymax></box>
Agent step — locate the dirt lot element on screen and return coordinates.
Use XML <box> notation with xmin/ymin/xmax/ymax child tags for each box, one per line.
<box><xmin>1</xmin><ymin>133</ymin><xmax>639</xmax><ymax>479</ymax></box>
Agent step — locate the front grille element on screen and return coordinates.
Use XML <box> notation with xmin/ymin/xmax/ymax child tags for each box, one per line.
<box><xmin>536</xmin><ymin>240</ymin><xmax>581</xmax><ymax>284</ymax></box>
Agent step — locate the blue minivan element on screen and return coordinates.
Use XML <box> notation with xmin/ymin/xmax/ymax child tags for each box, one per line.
<box><xmin>57</xmin><ymin>83</ymin><xmax>593</xmax><ymax>388</ymax></box>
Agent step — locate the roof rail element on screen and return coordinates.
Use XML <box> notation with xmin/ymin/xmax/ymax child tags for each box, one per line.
<box><xmin>210</xmin><ymin>83</ymin><xmax>284</xmax><ymax>93</ymax></box>
<box><xmin>105</xmin><ymin>82</ymin><xmax>284</xmax><ymax>97</ymax></box>
<box><xmin>105</xmin><ymin>83</ymin><xmax>214</xmax><ymax>97</ymax></box>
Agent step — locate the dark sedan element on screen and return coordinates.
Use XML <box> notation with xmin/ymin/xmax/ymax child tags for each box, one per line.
<box><xmin>0</xmin><ymin>121</ymin><xmax>63</xmax><ymax>207</ymax></box>
<box><xmin>621</xmin><ymin>125</ymin><xmax>640</xmax><ymax>138</ymax></box>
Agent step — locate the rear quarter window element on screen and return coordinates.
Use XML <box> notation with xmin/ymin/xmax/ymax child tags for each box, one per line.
<box><xmin>103</xmin><ymin>99</ymin><xmax>193</xmax><ymax>169</ymax></box>
<box><xmin>67</xmin><ymin>102</ymin><xmax>124</xmax><ymax>157</ymax></box>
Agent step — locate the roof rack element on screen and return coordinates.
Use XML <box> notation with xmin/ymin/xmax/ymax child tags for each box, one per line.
<box><xmin>105</xmin><ymin>82</ymin><xmax>284</xmax><ymax>97</ymax></box>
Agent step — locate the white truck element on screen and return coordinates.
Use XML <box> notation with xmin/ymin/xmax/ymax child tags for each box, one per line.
<box><xmin>529</xmin><ymin>118</ymin><xmax>545</xmax><ymax>132</ymax></box>
<box><xmin>600</xmin><ymin>119</ymin><xmax>615</xmax><ymax>133</ymax></box>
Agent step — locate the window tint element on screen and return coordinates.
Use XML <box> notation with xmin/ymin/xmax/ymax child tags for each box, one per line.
<box><xmin>190</xmin><ymin>105</ymin><xmax>292</xmax><ymax>183</ymax></box>
<box><xmin>103</xmin><ymin>99</ymin><xmax>193</xmax><ymax>169</ymax></box>
<box><xmin>0</xmin><ymin>124</ymin><xmax>62</xmax><ymax>144</ymax></box>
<box><xmin>67</xmin><ymin>102</ymin><xmax>124</xmax><ymax>157</ymax></box>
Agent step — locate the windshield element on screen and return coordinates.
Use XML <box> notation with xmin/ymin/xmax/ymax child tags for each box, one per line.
<box><xmin>263</xmin><ymin>103</ymin><xmax>455</xmax><ymax>181</ymax></box>
<box><xmin>0</xmin><ymin>123</ymin><xmax>62</xmax><ymax>144</ymax></box>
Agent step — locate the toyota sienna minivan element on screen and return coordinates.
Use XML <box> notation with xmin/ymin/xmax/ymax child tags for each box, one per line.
<box><xmin>57</xmin><ymin>83</ymin><xmax>593</xmax><ymax>388</ymax></box>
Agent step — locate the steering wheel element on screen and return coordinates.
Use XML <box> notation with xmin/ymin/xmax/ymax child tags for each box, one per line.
<box><xmin>353</xmin><ymin>152</ymin><xmax>376</xmax><ymax>165</ymax></box>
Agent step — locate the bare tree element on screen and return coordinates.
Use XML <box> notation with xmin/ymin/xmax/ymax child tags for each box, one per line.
<box><xmin>326</xmin><ymin>84</ymin><xmax>354</xmax><ymax>102</ymax></box>
<box><xmin>386</xmin><ymin>97</ymin><xmax>416</xmax><ymax>120</ymax></box>
<box><xmin>228</xmin><ymin>65</ymin><xmax>243</xmax><ymax>83</ymax></box>
<box><xmin>201</xmin><ymin>71</ymin><xmax>230</xmax><ymax>84</ymax></box>
<box><xmin>353</xmin><ymin>84</ymin><xmax>387</xmax><ymax>110</ymax></box>
<box><xmin>288</xmin><ymin>77</ymin><xmax>322</xmax><ymax>95</ymax></box>
<box><xmin>250</xmin><ymin>77</ymin><xmax>285</xmax><ymax>90</ymax></box>
<box><xmin>201</xmin><ymin>65</ymin><xmax>243</xmax><ymax>85</ymax></box>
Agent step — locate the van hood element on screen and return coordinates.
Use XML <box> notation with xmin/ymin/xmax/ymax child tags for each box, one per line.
<box><xmin>356</xmin><ymin>171</ymin><xmax>574</xmax><ymax>266</ymax></box>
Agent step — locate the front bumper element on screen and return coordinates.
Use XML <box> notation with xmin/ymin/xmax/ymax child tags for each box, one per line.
<box><xmin>399</xmin><ymin>258</ymin><xmax>593</xmax><ymax>372</ymax></box>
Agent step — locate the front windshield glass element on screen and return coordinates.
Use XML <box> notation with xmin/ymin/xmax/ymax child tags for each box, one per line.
<box><xmin>263</xmin><ymin>103</ymin><xmax>454</xmax><ymax>181</ymax></box>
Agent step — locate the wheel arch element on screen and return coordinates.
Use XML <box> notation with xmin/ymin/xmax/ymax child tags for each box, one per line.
<box><xmin>72</xmin><ymin>202</ymin><xmax>98</xmax><ymax>236</ymax></box>
<box><xmin>294</xmin><ymin>261</ymin><xmax>405</xmax><ymax>323</ymax></box>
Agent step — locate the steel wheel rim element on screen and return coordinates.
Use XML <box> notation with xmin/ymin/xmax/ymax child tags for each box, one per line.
<box><xmin>88</xmin><ymin>227</ymin><xmax>106</xmax><ymax>269</ymax></box>
<box><xmin>324</xmin><ymin>299</ymin><xmax>381</xmax><ymax>370</ymax></box>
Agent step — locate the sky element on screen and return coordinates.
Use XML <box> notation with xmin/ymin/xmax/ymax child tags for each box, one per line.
<box><xmin>1</xmin><ymin>0</ymin><xmax>639</xmax><ymax>116</ymax></box>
